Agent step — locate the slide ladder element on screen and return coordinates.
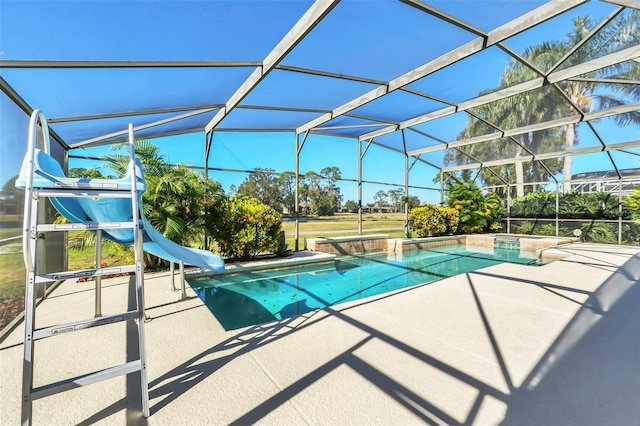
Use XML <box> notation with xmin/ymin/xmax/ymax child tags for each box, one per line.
<box><xmin>16</xmin><ymin>111</ymin><xmax>149</xmax><ymax>425</ymax></box>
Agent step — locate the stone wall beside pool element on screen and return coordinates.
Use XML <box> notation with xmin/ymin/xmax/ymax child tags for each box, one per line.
<box><xmin>305</xmin><ymin>234</ymin><xmax>388</xmax><ymax>255</ymax></box>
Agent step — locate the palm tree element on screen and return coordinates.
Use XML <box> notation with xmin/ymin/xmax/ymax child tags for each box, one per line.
<box><xmin>103</xmin><ymin>140</ymin><xmax>223</xmax><ymax>248</ymax></box>
<box><xmin>526</xmin><ymin>13</ymin><xmax>640</xmax><ymax>192</ymax></box>
<box><xmin>449</xmin><ymin>11</ymin><xmax>640</xmax><ymax>194</ymax></box>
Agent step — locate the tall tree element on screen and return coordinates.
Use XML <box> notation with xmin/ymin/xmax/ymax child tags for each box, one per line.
<box><xmin>374</xmin><ymin>190</ymin><xmax>388</xmax><ymax>208</ymax></box>
<box><xmin>0</xmin><ymin>175</ymin><xmax>24</xmax><ymax>214</ymax></box>
<box><xmin>343</xmin><ymin>200</ymin><xmax>358</xmax><ymax>212</ymax></box>
<box><xmin>237</xmin><ymin>167</ymin><xmax>283</xmax><ymax>212</ymax></box>
<box><xmin>553</xmin><ymin>13</ymin><xmax>640</xmax><ymax>191</ymax></box>
<box><xmin>388</xmin><ymin>188</ymin><xmax>404</xmax><ymax>212</ymax></box>
<box><xmin>304</xmin><ymin>167</ymin><xmax>343</xmax><ymax>216</ymax></box>
<box><xmin>278</xmin><ymin>171</ymin><xmax>297</xmax><ymax>214</ymax></box>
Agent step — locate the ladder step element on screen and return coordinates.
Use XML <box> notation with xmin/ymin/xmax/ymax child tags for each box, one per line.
<box><xmin>36</xmin><ymin>265</ymin><xmax>136</xmax><ymax>282</ymax></box>
<box><xmin>38</xmin><ymin>222</ymin><xmax>135</xmax><ymax>232</ymax></box>
<box><xmin>53</xmin><ymin>181</ymin><xmax>120</xmax><ymax>190</ymax></box>
<box><xmin>31</xmin><ymin>360</ymin><xmax>142</xmax><ymax>401</ymax></box>
<box><xmin>36</xmin><ymin>189</ymin><xmax>133</xmax><ymax>198</ymax></box>
<box><xmin>33</xmin><ymin>310</ymin><xmax>140</xmax><ymax>341</ymax></box>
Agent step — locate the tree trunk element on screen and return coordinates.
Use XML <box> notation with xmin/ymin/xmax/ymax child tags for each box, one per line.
<box><xmin>515</xmin><ymin>144</ymin><xmax>524</xmax><ymax>197</ymax></box>
<box><xmin>563</xmin><ymin>123</ymin><xmax>575</xmax><ymax>193</ymax></box>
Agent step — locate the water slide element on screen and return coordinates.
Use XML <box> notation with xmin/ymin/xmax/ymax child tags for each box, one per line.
<box><xmin>16</xmin><ymin>115</ymin><xmax>225</xmax><ymax>273</ymax></box>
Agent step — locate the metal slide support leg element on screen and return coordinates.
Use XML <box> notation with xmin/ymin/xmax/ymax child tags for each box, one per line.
<box><xmin>170</xmin><ymin>261</ymin><xmax>176</xmax><ymax>291</ymax></box>
<box><xmin>179</xmin><ymin>261</ymin><xmax>187</xmax><ymax>300</ymax></box>
<box><xmin>21</xmin><ymin>271</ymin><xmax>37</xmax><ymax>426</ymax></box>
<box><xmin>134</xmin><ymin>230</ymin><xmax>150</xmax><ymax>417</ymax></box>
<box><xmin>95</xmin><ymin>229</ymin><xmax>103</xmax><ymax>317</ymax></box>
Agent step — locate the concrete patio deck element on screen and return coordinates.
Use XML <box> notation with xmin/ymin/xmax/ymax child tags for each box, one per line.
<box><xmin>1</xmin><ymin>242</ymin><xmax>639</xmax><ymax>425</ymax></box>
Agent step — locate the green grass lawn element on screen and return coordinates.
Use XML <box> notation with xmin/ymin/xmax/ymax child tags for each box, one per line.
<box><xmin>0</xmin><ymin>251</ymin><xmax>25</xmax><ymax>302</ymax></box>
<box><xmin>0</xmin><ymin>229</ymin><xmax>21</xmax><ymax>240</ymax></box>
<box><xmin>281</xmin><ymin>212</ymin><xmax>406</xmax><ymax>234</ymax></box>
<box><xmin>280</xmin><ymin>213</ymin><xmax>406</xmax><ymax>250</ymax></box>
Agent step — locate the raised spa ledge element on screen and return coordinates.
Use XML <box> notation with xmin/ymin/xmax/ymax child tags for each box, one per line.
<box><xmin>305</xmin><ymin>234</ymin><xmax>389</xmax><ymax>255</ymax></box>
<box><xmin>463</xmin><ymin>234</ymin><xmax>577</xmax><ymax>253</ymax></box>
<box><xmin>388</xmin><ymin>234</ymin><xmax>578</xmax><ymax>255</ymax></box>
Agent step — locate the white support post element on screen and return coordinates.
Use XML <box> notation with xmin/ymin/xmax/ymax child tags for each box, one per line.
<box><xmin>128</xmin><ymin>123</ymin><xmax>149</xmax><ymax>417</ymax></box>
<box><xmin>179</xmin><ymin>260</ymin><xmax>187</xmax><ymax>300</ymax></box>
<box><xmin>556</xmin><ymin>182</ymin><xmax>560</xmax><ymax>237</ymax></box>
<box><xmin>295</xmin><ymin>133</ymin><xmax>300</xmax><ymax>251</ymax></box>
<box><xmin>618</xmin><ymin>180</ymin><xmax>623</xmax><ymax>245</ymax></box>
<box><xmin>404</xmin><ymin>153</ymin><xmax>410</xmax><ymax>237</ymax></box>
<box><xmin>94</xmin><ymin>229</ymin><xmax>103</xmax><ymax>318</ymax></box>
<box><xmin>358</xmin><ymin>139</ymin><xmax>363</xmax><ymax>235</ymax></box>
<box><xmin>507</xmin><ymin>190</ymin><xmax>511</xmax><ymax>234</ymax></box>
<box><xmin>170</xmin><ymin>261</ymin><xmax>176</xmax><ymax>291</ymax></box>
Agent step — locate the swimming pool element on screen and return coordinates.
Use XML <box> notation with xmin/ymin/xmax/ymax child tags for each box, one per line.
<box><xmin>191</xmin><ymin>245</ymin><xmax>549</xmax><ymax>330</ymax></box>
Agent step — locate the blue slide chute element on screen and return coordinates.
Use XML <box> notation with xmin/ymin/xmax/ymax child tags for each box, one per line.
<box><xmin>16</xmin><ymin>116</ymin><xmax>224</xmax><ymax>273</ymax></box>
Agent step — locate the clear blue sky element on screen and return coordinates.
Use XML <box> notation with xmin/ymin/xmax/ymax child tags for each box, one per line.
<box><xmin>2</xmin><ymin>0</ymin><xmax>638</xmax><ymax>204</ymax></box>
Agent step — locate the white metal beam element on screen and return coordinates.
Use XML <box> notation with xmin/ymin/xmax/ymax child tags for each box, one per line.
<box><xmin>400</xmin><ymin>0</ymin><xmax>487</xmax><ymax>37</ymax></box>
<box><xmin>548</xmin><ymin>45</ymin><xmax>640</xmax><ymax>83</ymax></box>
<box><xmin>600</xmin><ymin>0</ymin><xmax>640</xmax><ymax>10</ymax></box>
<box><xmin>486</xmin><ymin>0</ymin><xmax>587</xmax><ymax>46</ymax></box>
<box><xmin>71</xmin><ymin>108</ymin><xmax>216</xmax><ymax>147</ymax></box>
<box><xmin>442</xmin><ymin>138</ymin><xmax>640</xmax><ymax>172</ymax></box>
<box><xmin>361</xmin><ymin>46</ymin><xmax>640</xmax><ymax>142</ymax></box>
<box><xmin>69</xmin><ymin>128</ymin><xmax>207</xmax><ymax>147</ymax></box>
<box><xmin>0</xmin><ymin>60</ymin><xmax>261</xmax><ymax>68</ymax></box>
<box><xmin>48</xmin><ymin>105</ymin><xmax>223</xmax><ymax>123</ymax></box>
<box><xmin>205</xmin><ymin>0</ymin><xmax>339</xmax><ymax>134</ymax></box>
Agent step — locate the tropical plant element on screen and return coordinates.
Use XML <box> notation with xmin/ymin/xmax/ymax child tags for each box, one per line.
<box><xmin>446</xmin><ymin>179</ymin><xmax>504</xmax><ymax>233</ymax></box>
<box><xmin>103</xmin><ymin>140</ymin><xmax>224</xmax><ymax>249</ymax></box>
<box><xmin>64</xmin><ymin>140</ymin><xmax>225</xmax><ymax>267</ymax></box>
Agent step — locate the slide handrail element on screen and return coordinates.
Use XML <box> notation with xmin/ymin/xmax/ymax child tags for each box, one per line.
<box><xmin>21</xmin><ymin>110</ymin><xmax>51</xmax><ymax>271</ymax></box>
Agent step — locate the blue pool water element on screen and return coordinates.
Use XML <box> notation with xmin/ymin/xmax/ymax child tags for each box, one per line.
<box><xmin>191</xmin><ymin>245</ymin><xmax>547</xmax><ymax>330</ymax></box>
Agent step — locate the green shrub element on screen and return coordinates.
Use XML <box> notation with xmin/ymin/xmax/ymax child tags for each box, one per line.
<box><xmin>510</xmin><ymin>190</ymin><xmax>555</xmax><ymax>218</ymax></box>
<box><xmin>208</xmin><ymin>195</ymin><xmax>282</xmax><ymax>260</ymax></box>
<box><xmin>582</xmin><ymin>222</ymin><xmax>617</xmax><ymax>244</ymax></box>
<box><xmin>409</xmin><ymin>204</ymin><xmax>446</xmax><ymax>237</ymax></box>
<box><xmin>625</xmin><ymin>187</ymin><xmax>640</xmax><ymax>221</ymax></box>
<box><xmin>515</xmin><ymin>221</ymin><xmax>536</xmax><ymax>235</ymax></box>
<box><xmin>512</xmin><ymin>190</ymin><xmax>631</xmax><ymax>221</ymax></box>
